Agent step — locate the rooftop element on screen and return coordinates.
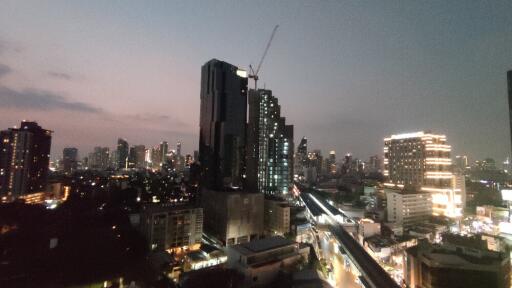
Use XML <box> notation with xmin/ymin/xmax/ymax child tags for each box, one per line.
<box><xmin>233</xmin><ymin>236</ymin><xmax>295</xmax><ymax>255</ymax></box>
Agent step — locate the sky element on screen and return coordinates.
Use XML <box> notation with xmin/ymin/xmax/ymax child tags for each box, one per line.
<box><xmin>0</xmin><ymin>1</ymin><xmax>511</xmax><ymax>163</ymax></box>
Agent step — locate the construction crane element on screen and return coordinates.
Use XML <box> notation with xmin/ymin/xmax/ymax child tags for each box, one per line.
<box><xmin>249</xmin><ymin>25</ymin><xmax>279</xmax><ymax>90</ymax></box>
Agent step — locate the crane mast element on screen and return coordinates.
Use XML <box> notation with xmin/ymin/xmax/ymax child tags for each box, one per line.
<box><xmin>249</xmin><ymin>25</ymin><xmax>278</xmax><ymax>90</ymax></box>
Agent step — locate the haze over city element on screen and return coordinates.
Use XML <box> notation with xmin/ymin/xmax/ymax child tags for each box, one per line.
<box><xmin>1</xmin><ymin>1</ymin><xmax>511</xmax><ymax>161</ymax></box>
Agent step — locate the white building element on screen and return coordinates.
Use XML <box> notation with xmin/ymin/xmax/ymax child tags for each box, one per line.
<box><xmin>386</xmin><ymin>188</ymin><xmax>431</xmax><ymax>227</ymax></box>
<box><xmin>227</xmin><ymin>236</ymin><xmax>309</xmax><ymax>287</ymax></box>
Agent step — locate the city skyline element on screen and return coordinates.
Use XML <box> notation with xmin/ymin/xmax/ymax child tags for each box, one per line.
<box><xmin>1</xmin><ymin>1</ymin><xmax>512</xmax><ymax>161</ymax></box>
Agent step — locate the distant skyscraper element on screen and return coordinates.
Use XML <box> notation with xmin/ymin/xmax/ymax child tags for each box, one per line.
<box><xmin>62</xmin><ymin>147</ymin><xmax>78</xmax><ymax>174</ymax></box>
<box><xmin>117</xmin><ymin>138</ymin><xmax>129</xmax><ymax>169</ymax></box>
<box><xmin>365</xmin><ymin>155</ymin><xmax>382</xmax><ymax>174</ymax></box>
<box><xmin>294</xmin><ymin>137</ymin><xmax>308</xmax><ymax>178</ymax></box>
<box><xmin>508</xmin><ymin>70</ymin><xmax>512</xmax><ymax>157</ymax></box>
<box><xmin>384</xmin><ymin>131</ymin><xmax>463</xmax><ymax>218</ymax></box>
<box><xmin>176</xmin><ymin>141</ymin><xmax>182</xmax><ymax>157</ymax></box>
<box><xmin>160</xmin><ymin>141</ymin><xmax>168</xmax><ymax>164</ymax></box>
<box><xmin>454</xmin><ymin>155</ymin><xmax>468</xmax><ymax>172</ymax></box>
<box><xmin>90</xmin><ymin>147</ymin><xmax>110</xmax><ymax>170</ymax></box>
<box><xmin>308</xmin><ymin>150</ymin><xmax>323</xmax><ymax>176</ymax></box>
<box><xmin>328</xmin><ymin>150</ymin><xmax>336</xmax><ymax>175</ymax></box>
<box><xmin>199</xmin><ymin>59</ymin><xmax>248</xmax><ymax>189</ymax></box>
<box><xmin>185</xmin><ymin>154</ymin><xmax>193</xmax><ymax>167</ymax></box>
<box><xmin>130</xmin><ymin>145</ymin><xmax>146</xmax><ymax>169</ymax></box>
<box><xmin>247</xmin><ymin>89</ymin><xmax>293</xmax><ymax>195</ymax></box>
<box><xmin>0</xmin><ymin>121</ymin><xmax>52</xmax><ymax>199</ymax></box>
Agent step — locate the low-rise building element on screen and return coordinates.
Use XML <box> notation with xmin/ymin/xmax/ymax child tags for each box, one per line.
<box><xmin>139</xmin><ymin>203</ymin><xmax>203</xmax><ymax>252</ymax></box>
<box><xmin>227</xmin><ymin>236</ymin><xmax>309</xmax><ymax>287</ymax></box>
<box><xmin>405</xmin><ymin>235</ymin><xmax>510</xmax><ymax>288</ymax></box>
<box><xmin>386</xmin><ymin>188</ymin><xmax>431</xmax><ymax>227</ymax></box>
<box><xmin>358</xmin><ymin>218</ymin><xmax>381</xmax><ymax>239</ymax></box>
<box><xmin>264</xmin><ymin>196</ymin><xmax>290</xmax><ymax>236</ymax></box>
<box><xmin>201</xmin><ymin>189</ymin><xmax>264</xmax><ymax>246</ymax></box>
<box><xmin>184</xmin><ymin>244</ymin><xmax>227</xmax><ymax>271</ymax></box>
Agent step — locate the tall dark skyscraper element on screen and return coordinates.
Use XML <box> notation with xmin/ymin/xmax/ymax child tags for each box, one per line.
<box><xmin>62</xmin><ymin>147</ymin><xmax>78</xmax><ymax>174</ymax></box>
<box><xmin>199</xmin><ymin>59</ymin><xmax>248</xmax><ymax>189</ymax></box>
<box><xmin>294</xmin><ymin>137</ymin><xmax>308</xmax><ymax>178</ymax></box>
<box><xmin>0</xmin><ymin>121</ymin><xmax>52</xmax><ymax>200</ymax></box>
<box><xmin>508</xmin><ymin>70</ymin><xmax>512</xmax><ymax>156</ymax></box>
<box><xmin>117</xmin><ymin>138</ymin><xmax>129</xmax><ymax>169</ymax></box>
<box><xmin>246</xmin><ymin>89</ymin><xmax>294</xmax><ymax>195</ymax></box>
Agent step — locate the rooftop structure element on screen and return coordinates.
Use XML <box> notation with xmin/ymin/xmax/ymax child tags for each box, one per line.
<box><xmin>405</xmin><ymin>235</ymin><xmax>510</xmax><ymax>288</ymax></box>
<box><xmin>227</xmin><ymin>236</ymin><xmax>309</xmax><ymax>287</ymax></box>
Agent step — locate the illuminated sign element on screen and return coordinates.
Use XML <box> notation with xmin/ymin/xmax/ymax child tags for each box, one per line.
<box><xmin>499</xmin><ymin>222</ymin><xmax>512</xmax><ymax>235</ymax></box>
<box><xmin>501</xmin><ymin>189</ymin><xmax>512</xmax><ymax>201</ymax></box>
<box><xmin>236</xmin><ymin>69</ymin><xmax>248</xmax><ymax>78</ymax></box>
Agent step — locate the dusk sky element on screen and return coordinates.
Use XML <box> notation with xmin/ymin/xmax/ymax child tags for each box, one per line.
<box><xmin>1</xmin><ymin>1</ymin><xmax>511</xmax><ymax>163</ymax></box>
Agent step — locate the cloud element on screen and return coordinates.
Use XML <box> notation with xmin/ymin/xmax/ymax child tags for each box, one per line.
<box><xmin>0</xmin><ymin>85</ymin><xmax>101</xmax><ymax>113</ymax></box>
<box><xmin>126</xmin><ymin>113</ymin><xmax>170</xmax><ymax>121</ymax></box>
<box><xmin>0</xmin><ymin>38</ymin><xmax>22</xmax><ymax>55</ymax></box>
<box><xmin>0</xmin><ymin>63</ymin><xmax>11</xmax><ymax>78</ymax></box>
<box><xmin>47</xmin><ymin>71</ymin><xmax>72</xmax><ymax>80</ymax></box>
<box><xmin>122</xmin><ymin>113</ymin><xmax>190</xmax><ymax>127</ymax></box>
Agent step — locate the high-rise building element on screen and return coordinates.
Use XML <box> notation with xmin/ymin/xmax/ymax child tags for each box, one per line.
<box><xmin>384</xmin><ymin>131</ymin><xmax>463</xmax><ymax>217</ymax></box>
<box><xmin>508</xmin><ymin>70</ymin><xmax>512</xmax><ymax>157</ymax></box>
<box><xmin>365</xmin><ymin>155</ymin><xmax>382</xmax><ymax>174</ymax></box>
<box><xmin>246</xmin><ymin>89</ymin><xmax>293</xmax><ymax>195</ymax></box>
<box><xmin>308</xmin><ymin>150</ymin><xmax>323</xmax><ymax>176</ymax></box>
<box><xmin>160</xmin><ymin>141</ymin><xmax>169</xmax><ymax>164</ymax></box>
<box><xmin>327</xmin><ymin>150</ymin><xmax>336</xmax><ymax>175</ymax></box>
<box><xmin>454</xmin><ymin>155</ymin><xmax>468</xmax><ymax>172</ymax></box>
<box><xmin>62</xmin><ymin>147</ymin><xmax>78</xmax><ymax>174</ymax></box>
<box><xmin>0</xmin><ymin>121</ymin><xmax>52</xmax><ymax>199</ymax></box>
<box><xmin>199</xmin><ymin>59</ymin><xmax>248</xmax><ymax>189</ymax></box>
<box><xmin>185</xmin><ymin>154</ymin><xmax>193</xmax><ymax>167</ymax></box>
<box><xmin>148</xmin><ymin>145</ymin><xmax>162</xmax><ymax>169</ymax></box>
<box><xmin>176</xmin><ymin>141</ymin><xmax>182</xmax><ymax>157</ymax></box>
<box><xmin>117</xmin><ymin>138</ymin><xmax>129</xmax><ymax>169</ymax></box>
<box><xmin>90</xmin><ymin>147</ymin><xmax>110</xmax><ymax>170</ymax></box>
<box><xmin>130</xmin><ymin>145</ymin><xmax>146</xmax><ymax>169</ymax></box>
<box><xmin>294</xmin><ymin>137</ymin><xmax>308</xmax><ymax>179</ymax></box>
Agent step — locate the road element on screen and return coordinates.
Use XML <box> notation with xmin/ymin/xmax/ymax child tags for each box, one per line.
<box><xmin>318</xmin><ymin>230</ymin><xmax>360</xmax><ymax>288</ymax></box>
<box><xmin>301</xmin><ymin>191</ymin><xmax>399</xmax><ymax>288</ymax></box>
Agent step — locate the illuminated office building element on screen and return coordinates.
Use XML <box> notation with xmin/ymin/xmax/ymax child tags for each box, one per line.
<box><xmin>384</xmin><ymin>131</ymin><xmax>463</xmax><ymax>217</ymax></box>
<box><xmin>247</xmin><ymin>89</ymin><xmax>293</xmax><ymax>195</ymax></box>
<box><xmin>0</xmin><ymin>121</ymin><xmax>52</xmax><ymax>199</ymax></box>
